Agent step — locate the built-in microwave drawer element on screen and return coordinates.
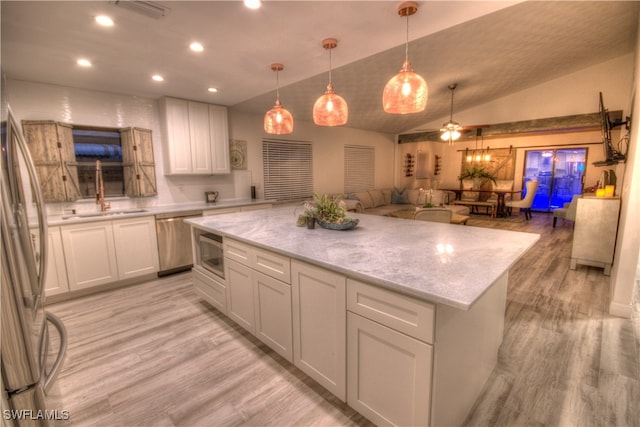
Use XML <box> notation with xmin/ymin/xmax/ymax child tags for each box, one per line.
<box><xmin>346</xmin><ymin>279</ymin><xmax>435</xmax><ymax>344</ymax></box>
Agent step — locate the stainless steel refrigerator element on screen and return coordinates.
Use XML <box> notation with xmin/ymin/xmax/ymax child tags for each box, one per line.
<box><xmin>1</xmin><ymin>77</ymin><xmax>67</xmax><ymax>426</ymax></box>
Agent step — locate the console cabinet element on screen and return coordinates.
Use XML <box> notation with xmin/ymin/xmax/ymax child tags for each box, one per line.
<box><xmin>570</xmin><ymin>196</ymin><xmax>621</xmax><ymax>275</ymax></box>
<box><xmin>159</xmin><ymin>97</ymin><xmax>230</xmax><ymax>175</ymax></box>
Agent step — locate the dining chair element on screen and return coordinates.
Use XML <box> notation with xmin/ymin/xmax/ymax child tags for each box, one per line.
<box><xmin>505</xmin><ymin>180</ymin><xmax>539</xmax><ymax>220</ymax></box>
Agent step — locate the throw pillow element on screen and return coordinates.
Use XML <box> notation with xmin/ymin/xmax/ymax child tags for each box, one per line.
<box><xmin>391</xmin><ymin>187</ymin><xmax>409</xmax><ymax>204</ymax></box>
<box><xmin>368</xmin><ymin>189</ymin><xmax>386</xmax><ymax>207</ymax></box>
<box><xmin>381</xmin><ymin>188</ymin><xmax>393</xmax><ymax>205</ymax></box>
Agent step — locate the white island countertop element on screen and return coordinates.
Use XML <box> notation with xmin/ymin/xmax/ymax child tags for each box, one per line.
<box><xmin>187</xmin><ymin>206</ymin><xmax>540</xmax><ymax>311</ymax></box>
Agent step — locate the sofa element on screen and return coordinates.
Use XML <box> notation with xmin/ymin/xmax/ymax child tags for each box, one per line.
<box><xmin>345</xmin><ymin>188</ymin><xmax>470</xmax><ymax>217</ymax></box>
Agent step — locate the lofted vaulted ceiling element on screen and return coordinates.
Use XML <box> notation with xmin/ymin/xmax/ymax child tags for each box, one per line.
<box><xmin>1</xmin><ymin>1</ymin><xmax>638</xmax><ymax>135</ymax></box>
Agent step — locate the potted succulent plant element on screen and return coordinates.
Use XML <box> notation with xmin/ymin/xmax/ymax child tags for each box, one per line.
<box><xmin>311</xmin><ymin>193</ymin><xmax>359</xmax><ymax>230</ymax></box>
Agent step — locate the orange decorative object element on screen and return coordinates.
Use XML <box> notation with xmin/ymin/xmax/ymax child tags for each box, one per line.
<box><xmin>382</xmin><ymin>2</ymin><xmax>428</xmax><ymax>114</ymax></box>
<box><xmin>264</xmin><ymin>63</ymin><xmax>294</xmax><ymax>134</ymax></box>
<box><xmin>313</xmin><ymin>38</ymin><xmax>348</xmax><ymax>126</ymax></box>
<box><xmin>596</xmin><ymin>188</ymin><xmax>606</xmax><ymax>197</ymax></box>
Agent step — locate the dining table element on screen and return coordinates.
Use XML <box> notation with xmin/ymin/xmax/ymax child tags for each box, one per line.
<box><xmin>441</xmin><ymin>188</ymin><xmax>524</xmax><ymax>218</ymax></box>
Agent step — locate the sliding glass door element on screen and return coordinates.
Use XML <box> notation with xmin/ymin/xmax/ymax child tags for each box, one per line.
<box><xmin>524</xmin><ymin>148</ymin><xmax>587</xmax><ymax>212</ymax></box>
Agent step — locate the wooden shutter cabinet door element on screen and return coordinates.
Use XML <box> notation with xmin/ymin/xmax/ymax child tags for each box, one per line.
<box><xmin>22</xmin><ymin>120</ymin><xmax>80</xmax><ymax>202</ymax></box>
<box><xmin>121</xmin><ymin>127</ymin><xmax>157</xmax><ymax>197</ymax></box>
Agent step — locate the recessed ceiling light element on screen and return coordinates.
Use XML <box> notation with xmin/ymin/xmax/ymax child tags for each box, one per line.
<box><xmin>208</xmin><ymin>87</ymin><xmax>218</xmax><ymax>93</ymax></box>
<box><xmin>152</xmin><ymin>74</ymin><xmax>164</xmax><ymax>82</ymax></box>
<box><xmin>190</xmin><ymin>42</ymin><xmax>204</xmax><ymax>52</ymax></box>
<box><xmin>244</xmin><ymin>0</ymin><xmax>261</xmax><ymax>9</ymax></box>
<box><xmin>77</xmin><ymin>58</ymin><xmax>92</xmax><ymax>67</ymax></box>
<box><xmin>95</xmin><ymin>15</ymin><xmax>114</xmax><ymax>26</ymax></box>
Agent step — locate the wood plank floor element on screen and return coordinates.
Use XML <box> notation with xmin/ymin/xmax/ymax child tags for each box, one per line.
<box><xmin>45</xmin><ymin>212</ymin><xmax>640</xmax><ymax>426</ymax></box>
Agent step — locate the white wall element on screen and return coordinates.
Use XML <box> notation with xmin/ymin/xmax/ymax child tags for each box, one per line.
<box><xmin>609</xmin><ymin>15</ymin><xmax>640</xmax><ymax>318</ymax></box>
<box><xmin>6</xmin><ymin>79</ymin><xmax>395</xmax><ymax>216</ymax></box>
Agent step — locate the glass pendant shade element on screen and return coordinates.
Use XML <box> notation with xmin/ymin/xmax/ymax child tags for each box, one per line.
<box><xmin>383</xmin><ymin>59</ymin><xmax>428</xmax><ymax>114</ymax></box>
<box><xmin>314</xmin><ymin>38</ymin><xmax>348</xmax><ymax>126</ymax></box>
<box><xmin>382</xmin><ymin>2</ymin><xmax>427</xmax><ymax>114</ymax></box>
<box><xmin>313</xmin><ymin>83</ymin><xmax>348</xmax><ymax>126</ymax></box>
<box><xmin>264</xmin><ymin>98</ymin><xmax>293</xmax><ymax>134</ymax></box>
<box><xmin>264</xmin><ymin>63</ymin><xmax>293</xmax><ymax>135</ymax></box>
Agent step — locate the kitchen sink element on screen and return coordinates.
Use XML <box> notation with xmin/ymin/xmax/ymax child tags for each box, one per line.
<box><xmin>62</xmin><ymin>208</ymin><xmax>147</xmax><ymax>220</ymax></box>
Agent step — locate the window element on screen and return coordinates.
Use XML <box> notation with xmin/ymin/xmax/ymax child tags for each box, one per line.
<box><xmin>344</xmin><ymin>145</ymin><xmax>374</xmax><ymax>193</ymax></box>
<box><xmin>262</xmin><ymin>139</ymin><xmax>313</xmax><ymax>202</ymax></box>
<box><xmin>73</xmin><ymin>127</ymin><xmax>124</xmax><ymax>198</ymax></box>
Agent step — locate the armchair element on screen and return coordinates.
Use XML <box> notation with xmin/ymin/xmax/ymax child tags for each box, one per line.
<box><xmin>552</xmin><ymin>194</ymin><xmax>580</xmax><ymax>227</ymax></box>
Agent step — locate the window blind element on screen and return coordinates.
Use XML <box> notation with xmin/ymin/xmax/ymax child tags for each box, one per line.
<box><xmin>344</xmin><ymin>145</ymin><xmax>375</xmax><ymax>193</ymax></box>
<box><xmin>263</xmin><ymin>139</ymin><xmax>313</xmax><ymax>201</ymax></box>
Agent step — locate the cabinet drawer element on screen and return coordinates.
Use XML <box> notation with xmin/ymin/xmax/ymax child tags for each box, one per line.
<box><xmin>347</xmin><ymin>279</ymin><xmax>435</xmax><ymax>344</ymax></box>
<box><xmin>193</xmin><ymin>267</ymin><xmax>226</xmax><ymax>314</ymax></box>
<box><xmin>252</xmin><ymin>246</ymin><xmax>290</xmax><ymax>284</ymax></box>
<box><xmin>224</xmin><ymin>238</ymin><xmax>252</xmax><ymax>265</ymax></box>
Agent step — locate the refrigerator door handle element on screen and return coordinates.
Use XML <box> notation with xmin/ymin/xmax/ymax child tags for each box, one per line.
<box><xmin>43</xmin><ymin>311</ymin><xmax>67</xmax><ymax>394</ymax></box>
<box><xmin>9</xmin><ymin>112</ymin><xmax>49</xmax><ymax>299</ymax></box>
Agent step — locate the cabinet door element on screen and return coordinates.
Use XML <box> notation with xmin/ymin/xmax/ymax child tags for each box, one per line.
<box><xmin>347</xmin><ymin>312</ymin><xmax>432</xmax><ymax>427</ymax></box>
<box><xmin>160</xmin><ymin>97</ymin><xmax>192</xmax><ymax>174</ymax></box>
<box><xmin>61</xmin><ymin>222</ymin><xmax>118</xmax><ymax>290</ymax></box>
<box><xmin>112</xmin><ymin>216</ymin><xmax>159</xmax><ymax>279</ymax></box>
<box><xmin>208</xmin><ymin>104</ymin><xmax>230</xmax><ymax>174</ymax></box>
<box><xmin>188</xmin><ymin>101</ymin><xmax>213</xmax><ymax>174</ymax></box>
<box><xmin>253</xmin><ymin>271</ymin><xmax>292</xmax><ymax>362</ymax></box>
<box><xmin>571</xmin><ymin>197</ymin><xmax>620</xmax><ymax>274</ymax></box>
<box><xmin>225</xmin><ymin>258</ymin><xmax>255</xmax><ymax>333</ymax></box>
<box><xmin>40</xmin><ymin>226</ymin><xmax>69</xmax><ymax>297</ymax></box>
<box><xmin>120</xmin><ymin>127</ymin><xmax>157</xmax><ymax>197</ymax></box>
<box><xmin>291</xmin><ymin>260</ymin><xmax>346</xmax><ymax>401</ymax></box>
<box><xmin>22</xmin><ymin>120</ymin><xmax>81</xmax><ymax>202</ymax></box>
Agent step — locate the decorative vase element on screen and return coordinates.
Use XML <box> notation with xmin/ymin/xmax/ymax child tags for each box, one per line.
<box><xmin>306</xmin><ymin>217</ymin><xmax>315</xmax><ymax>229</ymax></box>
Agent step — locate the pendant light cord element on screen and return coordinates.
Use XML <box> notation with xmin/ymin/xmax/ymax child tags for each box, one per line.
<box><xmin>404</xmin><ymin>14</ymin><xmax>410</xmax><ymax>62</ymax></box>
<box><xmin>328</xmin><ymin>47</ymin><xmax>333</xmax><ymax>84</ymax></box>
<box><xmin>276</xmin><ymin>69</ymin><xmax>280</xmax><ymax>101</ymax></box>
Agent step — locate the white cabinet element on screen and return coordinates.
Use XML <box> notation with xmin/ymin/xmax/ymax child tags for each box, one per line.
<box><xmin>41</xmin><ymin>226</ymin><xmax>69</xmax><ymax>297</ymax></box>
<box><xmin>570</xmin><ymin>196</ymin><xmax>621</xmax><ymax>275</ymax></box>
<box><xmin>253</xmin><ymin>271</ymin><xmax>292</xmax><ymax>361</ymax></box>
<box><xmin>193</xmin><ymin>267</ymin><xmax>227</xmax><ymax>314</ymax></box>
<box><xmin>291</xmin><ymin>260</ymin><xmax>346</xmax><ymax>401</ymax></box>
<box><xmin>225</xmin><ymin>258</ymin><xmax>255</xmax><ymax>332</ymax></box>
<box><xmin>61</xmin><ymin>216</ymin><xmax>159</xmax><ymax>291</ymax></box>
<box><xmin>61</xmin><ymin>221</ymin><xmax>118</xmax><ymax>290</ymax></box>
<box><xmin>112</xmin><ymin>217</ymin><xmax>159</xmax><ymax>280</ymax></box>
<box><xmin>222</xmin><ymin>240</ymin><xmax>293</xmax><ymax>361</ymax></box>
<box><xmin>346</xmin><ymin>279</ymin><xmax>434</xmax><ymax>427</ymax></box>
<box><xmin>159</xmin><ymin>97</ymin><xmax>229</xmax><ymax>175</ymax></box>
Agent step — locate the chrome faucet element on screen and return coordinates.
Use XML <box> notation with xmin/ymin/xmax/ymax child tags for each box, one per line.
<box><xmin>95</xmin><ymin>160</ymin><xmax>110</xmax><ymax>212</ymax></box>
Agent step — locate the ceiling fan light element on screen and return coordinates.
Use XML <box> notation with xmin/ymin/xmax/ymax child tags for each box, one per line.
<box><xmin>314</xmin><ymin>84</ymin><xmax>348</xmax><ymax>126</ymax></box>
<box><xmin>383</xmin><ymin>60</ymin><xmax>428</xmax><ymax>114</ymax></box>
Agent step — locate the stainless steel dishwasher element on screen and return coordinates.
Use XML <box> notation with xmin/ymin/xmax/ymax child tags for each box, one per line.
<box><xmin>155</xmin><ymin>210</ymin><xmax>202</xmax><ymax>275</ymax></box>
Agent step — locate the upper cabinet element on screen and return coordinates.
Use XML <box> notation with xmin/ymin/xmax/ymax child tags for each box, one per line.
<box><xmin>120</xmin><ymin>127</ymin><xmax>158</xmax><ymax>197</ymax></box>
<box><xmin>22</xmin><ymin>120</ymin><xmax>82</xmax><ymax>202</ymax></box>
<box><xmin>158</xmin><ymin>97</ymin><xmax>230</xmax><ymax>175</ymax></box>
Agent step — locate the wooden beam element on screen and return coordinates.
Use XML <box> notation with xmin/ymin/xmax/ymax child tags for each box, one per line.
<box><xmin>398</xmin><ymin>111</ymin><xmax>623</xmax><ymax>144</ymax></box>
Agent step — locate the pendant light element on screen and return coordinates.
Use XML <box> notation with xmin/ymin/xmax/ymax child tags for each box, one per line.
<box><xmin>382</xmin><ymin>1</ymin><xmax>428</xmax><ymax>114</ymax></box>
<box><xmin>313</xmin><ymin>38</ymin><xmax>348</xmax><ymax>126</ymax></box>
<box><xmin>264</xmin><ymin>63</ymin><xmax>294</xmax><ymax>134</ymax></box>
<box><xmin>440</xmin><ymin>83</ymin><xmax>463</xmax><ymax>145</ymax></box>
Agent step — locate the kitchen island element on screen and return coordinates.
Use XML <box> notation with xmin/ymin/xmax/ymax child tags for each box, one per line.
<box><xmin>187</xmin><ymin>206</ymin><xmax>539</xmax><ymax>427</ymax></box>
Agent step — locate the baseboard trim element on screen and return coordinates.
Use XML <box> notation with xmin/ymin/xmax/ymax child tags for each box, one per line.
<box><xmin>609</xmin><ymin>301</ymin><xmax>632</xmax><ymax>318</ymax></box>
